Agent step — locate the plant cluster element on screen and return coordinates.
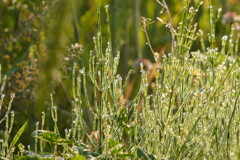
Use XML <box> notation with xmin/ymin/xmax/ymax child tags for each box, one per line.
<box><xmin>0</xmin><ymin>0</ymin><xmax>240</xmax><ymax>159</ymax></box>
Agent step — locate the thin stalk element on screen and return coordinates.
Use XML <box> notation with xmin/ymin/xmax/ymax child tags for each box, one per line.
<box><xmin>134</xmin><ymin>0</ymin><xmax>142</xmax><ymax>59</ymax></box>
<box><xmin>227</xmin><ymin>90</ymin><xmax>240</xmax><ymax>158</ymax></box>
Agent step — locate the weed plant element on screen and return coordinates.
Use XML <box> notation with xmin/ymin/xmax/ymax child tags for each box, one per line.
<box><xmin>0</xmin><ymin>65</ymin><xmax>27</xmax><ymax>159</ymax></box>
<box><xmin>1</xmin><ymin>0</ymin><xmax>240</xmax><ymax>159</ymax></box>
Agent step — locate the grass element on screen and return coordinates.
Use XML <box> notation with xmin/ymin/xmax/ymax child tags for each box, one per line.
<box><xmin>0</xmin><ymin>0</ymin><xmax>240</xmax><ymax>159</ymax></box>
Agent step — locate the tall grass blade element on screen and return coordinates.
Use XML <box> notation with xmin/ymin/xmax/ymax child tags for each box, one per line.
<box><xmin>7</xmin><ymin>120</ymin><xmax>28</xmax><ymax>157</ymax></box>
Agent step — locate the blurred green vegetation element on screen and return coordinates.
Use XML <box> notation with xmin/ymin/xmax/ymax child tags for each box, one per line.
<box><xmin>0</xmin><ymin>0</ymin><xmax>240</xmax><ymax>147</ymax></box>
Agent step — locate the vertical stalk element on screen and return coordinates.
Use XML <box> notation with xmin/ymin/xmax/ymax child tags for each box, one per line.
<box><xmin>40</xmin><ymin>112</ymin><xmax>45</xmax><ymax>152</ymax></box>
<box><xmin>71</xmin><ymin>0</ymin><xmax>80</xmax><ymax>42</ymax></box>
<box><xmin>134</xmin><ymin>0</ymin><xmax>142</xmax><ymax>59</ymax></box>
<box><xmin>97</xmin><ymin>0</ymin><xmax>103</xmax><ymax>153</ymax></box>
<box><xmin>98</xmin><ymin>59</ymin><xmax>104</xmax><ymax>153</ymax></box>
<box><xmin>35</xmin><ymin>122</ymin><xmax>39</xmax><ymax>153</ymax></box>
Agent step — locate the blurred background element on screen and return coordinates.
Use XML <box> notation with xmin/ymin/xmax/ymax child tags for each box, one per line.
<box><xmin>0</xmin><ymin>0</ymin><xmax>239</xmax><ymax>146</ymax></box>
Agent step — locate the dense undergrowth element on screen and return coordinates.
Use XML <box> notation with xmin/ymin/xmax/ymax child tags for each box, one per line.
<box><xmin>1</xmin><ymin>0</ymin><xmax>240</xmax><ymax>159</ymax></box>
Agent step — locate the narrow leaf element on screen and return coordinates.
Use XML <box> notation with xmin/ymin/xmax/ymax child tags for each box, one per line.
<box><xmin>8</xmin><ymin>120</ymin><xmax>28</xmax><ymax>156</ymax></box>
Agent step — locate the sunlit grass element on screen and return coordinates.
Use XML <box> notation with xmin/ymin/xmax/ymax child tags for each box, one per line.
<box><xmin>0</xmin><ymin>0</ymin><xmax>240</xmax><ymax>159</ymax></box>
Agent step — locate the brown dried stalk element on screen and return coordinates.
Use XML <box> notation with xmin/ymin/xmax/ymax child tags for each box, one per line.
<box><xmin>141</xmin><ymin>17</ymin><xmax>160</xmax><ymax>62</ymax></box>
<box><xmin>157</xmin><ymin>0</ymin><xmax>178</xmax><ymax>56</ymax></box>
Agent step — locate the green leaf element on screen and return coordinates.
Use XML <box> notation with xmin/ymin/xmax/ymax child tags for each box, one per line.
<box><xmin>137</xmin><ymin>148</ymin><xmax>156</xmax><ymax>160</ymax></box>
<box><xmin>137</xmin><ymin>148</ymin><xmax>149</xmax><ymax>159</ymax></box>
<box><xmin>32</xmin><ymin>130</ymin><xmax>71</xmax><ymax>144</ymax></box>
<box><xmin>8</xmin><ymin>120</ymin><xmax>28</xmax><ymax>156</ymax></box>
<box><xmin>108</xmin><ymin>139</ymin><xmax>118</xmax><ymax>148</ymax></box>
<box><xmin>72</xmin><ymin>155</ymin><xmax>86</xmax><ymax>160</ymax></box>
<box><xmin>31</xmin><ymin>130</ymin><xmax>59</xmax><ymax>142</ymax></box>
